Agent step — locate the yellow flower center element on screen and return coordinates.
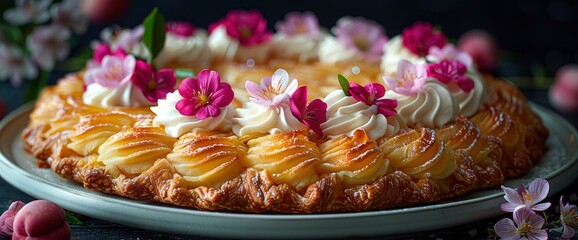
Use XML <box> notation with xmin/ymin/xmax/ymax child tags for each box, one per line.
<box><xmin>197</xmin><ymin>93</ymin><xmax>209</xmax><ymax>107</ymax></box>
<box><xmin>399</xmin><ymin>70</ymin><xmax>415</xmax><ymax>87</ymax></box>
<box><xmin>516</xmin><ymin>221</ymin><xmax>537</xmax><ymax>236</ymax></box>
<box><xmin>522</xmin><ymin>190</ymin><xmax>536</xmax><ymax>203</ymax></box>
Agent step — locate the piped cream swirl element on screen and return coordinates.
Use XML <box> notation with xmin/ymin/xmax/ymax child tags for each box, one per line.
<box><xmin>151</xmin><ymin>91</ymin><xmax>234</xmax><ymax>138</ymax></box>
<box><xmin>451</xmin><ymin>70</ymin><xmax>489</xmax><ymax>117</ymax></box>
<box><xmin>318</xmin><ymin>36</ymin><xmax>358</xmax><ymax>65</ymax></box>
<box><xmin>380</xmin><ymin>35</ymin><xmax>425</xmax><ymax>77</ymax></box>
<box><xmin>271</xmin><ymin>33</ymin><xmax>325</xmax><ymax>62</ymax></box>
<box><xmin>83</xmin><ymin>82</ymin><xmax>151</xmax><ymax>107</ymax></box>
<box><xmin>384</xmin><ymin>79</ymin><xmax>459</xmax><ymax>128</ymax></box>
<box><xmin>208</xmin><ymin>26</ymin><xmax>271</xmax><ymax>63</ymax></box>
<box><xmin>232</xmin><ymin>102</ymin><xmax>306</xmax><ymax>136</ymax></box>
<box><xmin>154</xmin><ymin>31</ymin><xmax>212</xmax><ymax>69</ymax></box>
<box><xmin>320</xmin><ymin>90</ymin><xmax>403</xmax><ymax>140</ymax></box>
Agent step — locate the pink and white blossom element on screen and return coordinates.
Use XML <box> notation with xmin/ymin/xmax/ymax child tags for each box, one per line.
<box><xmin>84</xmin><ymin>55</ymin><xmax>136</xmax><ymax>87</ymax></box>
<box><xmin>176</xmin><ymin>69</ymin><xmax>234</xmax><ymax>119</ymax></box>
<box><xmin>245</xmin><ymin>68</ymin><xmax>298</xmax><ymax>107</ymax></box>
<box><xmin>3</xmin><ymin>0</ymin><xmax>51</xmax><ymax>25</ymax></box>
<box><xmin>98</xmin><ymin>26</ymin><xmax>145</xmax><ymax>53</ymax></box>
<box><xmin>334</xmin><ymin>17</ymin><xmax>387</xmax><ymax>62</ymax></box>
<box><xmin>275</xmin><ymin>12</ymin><xmax>320</xmax><ymax>39</ymax></box>
<box><xmin>383</xmin><ymin>60</ymin><xmax>427</xmax><ymax>95</ymax></box>
<box><xmin>26</xmin><ymin>24</ymin><xmax>71</xmax><ymax>70</ymax></box>
<box><xmin>427</xmin><ymin>44</ymin><xmax>473</xmax><ymax>68</ymax></box>
<box><xmin>131</xmin><ymin>60</ymin><xmax>177</xmax><ymax>103</ymax></box>
<box><xmin>402</xmin><ymin>22</ymin><xmax>447</xmax><ymax>57</ymax></box>
<box><xmin>348</xmin><ymin>82</ymin><xmax>397</xmax><ymax>117</ymax></box>
<box><xmin>209</xmin><ymin>10</ymin><xmax>272</xmax><ymax>47</ymax></box>
<box><xmin>494</xmin><ymin>206</ymin><xmax>548</xmax><ymax>240</ymax></box>
<box><xmin>560</xmin><ymin>196</ymin><xmax>578</xmax><ymax>239</ymax></box>
<box><xmin>0</xmin><ymin>43</ymin><xmax>38</xmax><ymax>87</ymax></box>
<box><xmin>0</xmin><ymin>201</ymin><xmax>25</xmax><ymax>236</ymax></box>
<box><xmin>426</xmin><ymin>60</ymin><xmax>474</xmax><ymax>93</ymax></box>
<box><xmin>290</xmin><ymin>86</ymin><xmax>327</xmax><ymax>136</ymax></box>
<box><xmin>457</xmin><ymin>29</ymin><xmax>498</xmax><ymax>72</ymax></box>
<box><xmin>500</xmin><ymin>178</ymin><xmax>551</xmax><ymax>212</ymax></box>
<box><xmin>51</xmin><ymin>0</ymin><xmax>88</xmax><ymax>34</ymax></box>
<box><xmin>549</xmin><ymin>64</ymin><xmax>578</xmax><ymax>112</ymax></box>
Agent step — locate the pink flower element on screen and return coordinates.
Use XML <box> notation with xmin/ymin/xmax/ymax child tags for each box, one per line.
<box><xmin>500</xmin><ymin>178</ymin><xmax>551</xmax><ymax>212</ymax></box>
<box><xmin>0</xmin><ymin>43</ymin><xmax>38</xmax><ymax>87</ymax></box>
<box><xmin>494</xmin><ymin>206</ymin><xmax>548</xmax><ymax>240</ymax></box>
<box><xmin>166</xmin><ymin>21</ymin><xmax>196</xmax><ymax>37</ymax></box>
<box><xmin>428</xmin><ymin>44</ymin><xmax>473</xmax><ymax>68</ymax></box>
<box><xmin>92</xmin><ymin>43</ymin><xmax>127</xmax><ymax>64</ymax></box>
<box><xmin>51</xmin><ymin>0</ymin><xmax>88</xmax><ymax>34</ymax></box>
<box><xmin>560</xmin><ymin>196</ymin><xmax>578</xmax><ymax>239</ymax></box>
<box><xmin>549</xmin><ymin>64</ymin><xmax>578</xmax><ymax>112</ymax></box>
<box><xmin>245</xmin><ymin>68</ymin><xmax>298</xmax><ymax>107</ymax></box>
<box><xmin>334</xmin><ymin>17</ymin><xmax>387</xmax><ymax>62</ymax></box>
<box><xmin>402</xmin><ymin>22</ymin><xmax>447</xmax><ymax>57</ymax></box>
<box><xmin>3</xmin><ymin>0</ymin><xmax>51</xmax><ymax>25</ymax></box>
<box><xmin>176</xmin><ymin>69</ymin><xmax>234</xmax><ymax>119</ymax></box>
<box><xmin>348</xmin><ymin>82</ymin><xmax>397</xmax><ymax>117</ymax></box>
<box><xmin>131</xmin><ymin>60</ymin><xmax>177</xmax><ymax>103</ymax></box>
<box><xmin>457</xmin><ymin>29</ymin><xmax>498</xmax><ymax>72</ymax></box>
<box><xmin>84</xmin><ymin>55</ymin><xmax>136</xmax><ymax>87</ymax></box>
<box><xmin>290</xmin><ymin>86</ymin><xmax>327</xmax><ymax>136</ymax></box>
<box><xmin>383</xmin><ymin>60</ymin><xmax>427</xmax><ymax>96</ymax></box>
<box><xmin>209</xmin><ymin>10</ymin><xmax>272</xmax><ymax>46</ymax></box>
<box><xmin>13</xmin><ymin>200</ymin><xmax>70</xmax><ymax>240</ymax></box>
<box><xmin>426</xmin><ymin>60</ymin><xmax>474</xmax><ymax>93</ymax></box>
<box><xmin>275</xmin><ymin>12</ymin><xmax>319</xmax><ymax>39</ymax></box>
<box><xmin>0</xmin><ymin>201</ymin><xmax>25</xmax><ymax>236</ymax></box>
<box><xmin>26</xmin><ymin>24</ymin><xmax>71</xmax><ymax>70</ymax></box>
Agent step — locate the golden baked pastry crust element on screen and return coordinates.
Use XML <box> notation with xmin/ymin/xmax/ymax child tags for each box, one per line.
<box><xmin>22</xmin><ymin>72</ymin><xmax>548</xmax><ymax>213</ymax></box>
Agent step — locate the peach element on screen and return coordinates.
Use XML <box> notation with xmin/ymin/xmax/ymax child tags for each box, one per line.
<box><xmin>12</xmin><ymin>200</ymin><xmax>70</xmax><ymax>240</ymax></box>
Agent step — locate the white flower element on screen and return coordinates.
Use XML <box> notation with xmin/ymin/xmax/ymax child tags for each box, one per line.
<box><xmin>3</xmin><ymin>0</ymin><xmax>52</xmax><ymax>26</ymax></box>
<box><xmin>0</xmin><ymin>43</ymin><xmax>38</xmax><ymax>87</ymax></box>
<box><xmin>50</xmin><ymin>0</ymin><xmax>88</xmax><ymax>34</ymax></box>
<box><xmin>26</xmin><ymin>24</ymin><xmax>71</xmax><ymax>70</ymax></box>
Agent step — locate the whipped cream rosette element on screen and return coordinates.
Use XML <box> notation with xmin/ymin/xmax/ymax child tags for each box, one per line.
<box><xmin>319</xmin><ymin>16</ymin><xmax>387</xmax><ymax>65</ymax></box>
<box><xmin>380</xmin><ymin>22</ymin><xmax>446</xmax><ymax>77</ymax></box>
<box><xmin>321</xmin><ymin>76</ymin><xmax>403</xmax><ymax>141</ymax></box>
<box><xmin>83</xmin><ymin>45</ymin><xmax>177</xmax><ymax>108</ymax></box>
<box><xmin>383</xmin><ymin>60</ymin><xmax>460</xmax><ymax>128</ymax></box>
<box><xmin>154</xmin><ymin>22</ymin><xmax>212</xmax><ymax>70</ymax></box>
<box><xmin>151</xmin><ymin>69</ymin><xmax>235</xmax><ymax>138</ymax></box>
<box><xmin>232</xmin><ymin>68</ymin><xmax>305</xmax><ymax>136</ymax></box>
<box><xmin>271</xmin><ymin>12</ymin><xmax>325</xmax><ymax>62</ymax></box>
<box><xmin>208</xmin><ymin>10</ymin><xmax>273</xmax><ymax>64</ymax></box>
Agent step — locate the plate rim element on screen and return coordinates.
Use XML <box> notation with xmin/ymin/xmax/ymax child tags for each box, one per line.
<box><xmin>1</xmin><ymin>102</ymin><xmax>577</xmax><ymax>238</ymax></box>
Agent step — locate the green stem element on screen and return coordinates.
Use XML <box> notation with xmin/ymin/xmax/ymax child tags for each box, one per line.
<box><xmin>24</xmin><ymin>70</ymin><xmax>49</xmax><ymax>102</ymax></box>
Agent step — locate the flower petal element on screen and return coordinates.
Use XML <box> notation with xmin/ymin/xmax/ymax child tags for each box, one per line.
<box><xmin>500</xmin><ymin>202</ymin><xmax>521</xmax><ymax>213</ymax></box>
<box><xmin>197</xmin><ymin>69</ymin><xmax>219</xmax><ymax>95</ymax></box>
<box><xmin>271</xmin><ymin>68</ymin><xmax>290</xmax><ymax>93</ymax></box>
<box><xmin>531</xmin><ymin>202</ymin><xmax>551</xmax><ymax>212</ymax></box>
<box><xmin>562</xmin><ymin>224</ymin><xmax>576</xmax><ymax>238</ymax></box>
<box><xmin>210</xmin><ymin>82</ymin><xmax>234</xmax><ymax>107</ymax></box>
<box><xmin>175</xmin><ymin>98</ymin><xmax>198</xmax><ymax>117</ymax></box>
<box><xmin>348</xmin><ymin>82</ymin><xmax>369</xmax><ymax>104</ymax></box>
<box><xmin>178</xmin><ymin>78</ymin><xmax>199</xmax><ymax>99</ymax></box>
<box><xmin>493</xmin><ymin>218</ymin><xmax>517</xmax><ymax>239</ymax></box>
<box><xmin>502</xmin><ymin>185</ymin><xmax>524</xmax><ymax>206</ymax></box>
<box><xmin>196</xmin><ymin>104</ymin><xmax>221</xmax><ymax>119</ymax></box>
<box><xmin>527</xmin><ymin>230</ymin><xmax>548</xmax><ymax>240</ymax></box>
<box><xmin>528</xmin><ymin>178</ymin><xmax>549</xmax><ymax>203</ymax></box>
<box><xmin>290</xmin><ymin>86</ymin><xmax>308</xmax><ymax>118</ymax></box>
<box><xmin>513</xmin><ymin>206</ymin><xmax>535</xmax><ymax>225</ymax></box>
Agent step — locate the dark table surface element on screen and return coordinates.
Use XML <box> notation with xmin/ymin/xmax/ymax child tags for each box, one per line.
<box><xmin>0</xmin><ymin>88</ymin><xmax>577</xmax><ymax>240</ymax></box>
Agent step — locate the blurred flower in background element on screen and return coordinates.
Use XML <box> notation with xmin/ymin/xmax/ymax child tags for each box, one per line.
<box><xmin>457</xmin><ymin>29</ymin><xmax>499</xmax><ymax>73</ymax></box>
<box><xmin>549</xmin><ymin>64</ymin><xmax>578</xmax><ymax>112</ymax></box>
<box><xmin>0</xmin><ymin>0</ymin><xmax>88</xmax><ymax>102</ymax></box>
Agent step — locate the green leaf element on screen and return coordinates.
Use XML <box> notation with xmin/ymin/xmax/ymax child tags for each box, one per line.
<box><xmin>175</xmin><ymin>69</ymin><xmax>195</xmax><ymax>79</ymax></box>
<box><xmin>337</xmin><ymin>74</ymin><xmax>351</xmax><ymax>96</ymax></box>
<box><xmin>142</xmin><ymin>8</ymin><xmax>166</xmax><ymax>64</ymax></box>
<box><xmin>65</xmin><ymin>211</ymin><xmax>84</xmax><ymax>225</ymax></box>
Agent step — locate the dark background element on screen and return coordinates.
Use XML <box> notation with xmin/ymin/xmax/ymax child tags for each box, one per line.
<box><xmin>82</xmin><ymin>0</ymin><xmax>578</xmax><ymax>78</ymax></box>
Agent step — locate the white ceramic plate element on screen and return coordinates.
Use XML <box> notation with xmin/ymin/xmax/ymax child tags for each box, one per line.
<box><xmin>1</xmin><ymin>103</ymin><xmax>577</xmax><ymax>239</ymax></box>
